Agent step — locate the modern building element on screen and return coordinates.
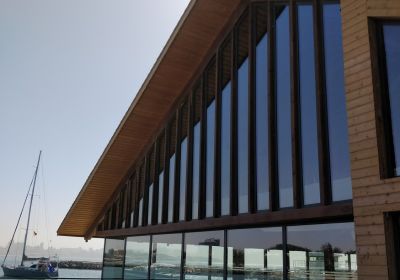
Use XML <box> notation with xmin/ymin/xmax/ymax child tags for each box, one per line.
<box><xmin>57</xmin><ymin>0</ymin><xmax>400</xmax><ymax>279</ymax></box>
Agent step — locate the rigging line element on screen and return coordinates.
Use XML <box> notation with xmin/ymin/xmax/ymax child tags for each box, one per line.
<box><xmin>40</xmin><ymin>154</ymin><xmax>51</xmax><ymax>254</ymax></box>
<box><xmin>1</xmin><ymin>171</ymin><xmax>35</xmax><ymax>267</ymax></box>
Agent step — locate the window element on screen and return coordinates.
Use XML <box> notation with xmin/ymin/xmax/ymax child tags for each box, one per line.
<box><xmin>179</xmin><ymin>102</ymin><xmax>189</xmax><ymax>221</ymax></box>
<box><xmin>220</xmin><ymin>39</ymin><xmax>232</xmax><ymax>216</ymax></box>
<box><xmin>168</xmin><ymin>118</ymin><xmax>177</xmax><ymax>223</ymax></box>
<box><xmin>255</xmin><ymin>4</ymin><xmax>269</xmax><ymax>211</ymax></box>
<box><xmin>124</xmin><ymin>236</ymin><xmax>150</xmax><ymax>279</ymax></box>
<box><xmin>276</xmin><ymin>5</ymin><xmax>293</xmax><ymax>208</ymax></box>
<box><xmin>371</xmin><ymin>21</ymin><xmax>400</xmax><ymax>178</ymax></box>
<box><xmin>102</xmin><ymin>238</ymin><xmax>125</xmax><ymax>279</ymax></box>
<box><xmin>184</xmin><ymin>231</ymin><xmax>225</xmax><ymax>279</ymax></box>
<box><xmin>287</xmin><ymin>222</ymin><xmax>357</xmax><ymax>279</ymax></box>
<box><xmin>384</xmin><ymin>212</ymin><xmax>400</xmax><ymax>280</ymax></box>
<box><xmin>227</xmin><ymin>227</ymin><xmax>283</xmax><ymax>279</ymax></box>
<box><xmin>237</xmin><ymin>12</ymin><xmax>250</xmax><ymax>214</ymax></box>
<box><xmin>157</xmin><ymin>133</ymin><xmax>166</xmax><ymax>225</ymax></box>
<box><xmin>192</xmin><ymin>86</ymin><xmax>202</xmax><ymax>220</ymax></box>
<box><xmin>150</xmin><ymin>234</ymin><xmax>182</xmax><ymax>280</ymax></box>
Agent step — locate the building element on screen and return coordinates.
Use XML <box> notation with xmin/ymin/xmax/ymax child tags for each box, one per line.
<box><xmin>57</xmin><ymin>0</ymin><xmax>400</xmax><ymax>279</ymax></box>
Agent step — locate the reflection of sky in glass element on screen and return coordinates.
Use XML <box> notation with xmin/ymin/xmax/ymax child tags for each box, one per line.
<box><xmin>383</xmin><ymin>24</ymin><xmax>400</xmax><ymax>176</ymax></box>
<box><xmin>276</xmin><ymin>6</ymin><xmax>293</xmax><ymax>208</ymax></box>
<box><xmin>298</xmin><ymin>4</ymin><xmax>320</xmax><ymax>205</ymax></box>
<box><xmin>238</xmin><ymin>59</ymin><xmax>249</xmax><ymax>214</ymax></box>
<box><xmin>221</xmin><ymin>82</ymin><xmax>231</xmax><ymax>216</ymax></box>
<box><xmin>255</xmin><ymin>34</ymin><xmax>269</xmax><ymax>211</ymax></box>
<box><xmin>206</xmin><ymin>101</ymin><xmax>215</xmax><ymax>217</ymax></box>
<box><xmin>192</xmin><ymin>123</ymin><xmax>201</xmax><ymax>220</ymax></box>
<box><xmin>323</xmin><ymin>3</ymin><xmax>352</xmax><ymax>200</ymax></box>
<box><xmin>148</xmin><ymin>184</ymin><xmax>153</xmax><ymax>225</ymax></box>
<box><xmin>125</xmin><ymin>237</ymin><xmax>150</xmax><ymax>266</ymax></box>
<box><xmin>179</xmin><ymin>138</ymin><xmax>188</xmax><ymax>221</ymax></box>
<box><xmin>168</xmin><ymin>154</ymin><xmax>175</xmax><ymax>223</ymax></box>
<box><xmin>158</xmin><ymin>172</ymin><xmax>164</xmax><ymax>224</ymax></box>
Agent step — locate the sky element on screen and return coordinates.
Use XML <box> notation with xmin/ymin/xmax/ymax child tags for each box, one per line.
<box><xmin>0</xmin><ymin>0</ymin><xmax>189</xmax><ymax>251</ymax></box>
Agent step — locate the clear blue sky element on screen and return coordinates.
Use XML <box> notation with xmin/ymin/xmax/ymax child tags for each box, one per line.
<box><xmin>0</xmin><ymin>0</ymin><xmax>189</xmax><ymax>250</ymax></box>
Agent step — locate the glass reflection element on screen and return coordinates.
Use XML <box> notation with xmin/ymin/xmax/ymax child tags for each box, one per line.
<box><xmin>238</xmin><ymin>58</ymin><xmax>249</xmax><ymax>214</ymax></box>
<box><xmin>287</xmin><ymin>222</ymin><xmax>357</xmax><ymax>279</ymax></box>
<box><xmin>206</xmin><ymin>101</ymin><xmax>216</xmax><ymax>217</ymax></box>
<box><xmin>124</xmin><ymin>236</ymin><xmax>150</xmax><ymax>279</ymax></box>
<box><xmin>221</xmin><ymin>82</ymin><xmax>232</xmax><ymax>216</ymax></box>
<box><xmin>168</xmin><ymin>154</ymin><xmax>176</xmax><ymax>223</ymax></box>
<box><xmin>184</xmin><ymin>231</ymin><xmax>225</xmax><ymax>280</ymax></box>
<box><xmin>383</xmin><ymin>23</ymin><xmax>400</xmax><ymax>176</ymax></box>
<box><xmin>228</xmin><ymin>227</ymin><xmax>283</xmax><ymax>280</ymax></box>
<box><xmin>158</xmin><ymin>172</ymin><xmax>164</xmax><ymax>224</ymax></box>
<box><xmin>192</xmin><ymin>123</ymin><xmax>201</xmax><ymax>220</ymax></box>
<box><xmin>148</xmin><ymin>184</ymin><xmax>153</xmax><ymax>225</ymax></box>
<box><xmin>150</xmin><ymin>233</ymin><xmax>182</xmax><ymax>280</ymax></box>
<box><xmin>276</xmin><ymin>5</ymin><xmax>293</xmax><ymax>208</ymax></box>
<box><xmin>323</xmin><ymin>3</ymin><xmax>352</xmax><ymax>201</ymax></box>
<box><xmin>138</xmin><ymin>198</ymin><xmax>143</xmax><ymax>227</ymax></box>
<box><xmin>180</xmin><ymin>138</ymin><xmax>188</xmax><ymax>221</ymax></box>
<box><xmin>298</xmin><ymin>4</ymin><xmax>320</xmax><ymax>205</ymax></box>
<box><xmin>102</xmin><ymin>238</ymin><xmax>125</xmax><ymax>279</ymax></box>
<box><xmin>256</xmin><ymin>33</ymin><xmax>269</xmax><ymax>211</ymax></box>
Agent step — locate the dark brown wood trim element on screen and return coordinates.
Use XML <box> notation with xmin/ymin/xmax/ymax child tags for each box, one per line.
<box><xmin>290</xmin><ymin>0</ymin><xmax>302</xmax><ymax>209</ymax></box>
<box><xmin>95</xmin><ymin>202</ymin><xmax>353</xmax><ymax>238</ymax></box>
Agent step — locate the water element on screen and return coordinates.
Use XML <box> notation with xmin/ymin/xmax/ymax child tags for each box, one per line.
<box><xmin>0</xmin><ymin>268</ymin><xmax>102</xmax><ymax>279</ymax></box>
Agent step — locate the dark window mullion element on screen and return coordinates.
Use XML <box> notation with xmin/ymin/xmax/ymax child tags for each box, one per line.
<box><xmin>133</xmin><ymin>171</ymin><xmax>140</xmax><ymax>227</ymax></box>
<box><xmin>313</xmin><ymin>0</ymin><xmax>331</xmax><ymax>205</ymax></box>
<box><xmin>249</xmin><ymin>3</ymin><xmax>257</xmax><ymax>214</ymax></box>
<box><xmin>162</xmin><ymin>127</ymin><xmax>171</xmax><ymax>224</ymax></box>
<box><xmin>125</xmin><ymin>179</ymin><xmax>132</xmax><ymax>228</ymax></box>
<box><xmin>268</xmin><ymin>1</ymin><xmax>278</xmax><ymax>212</ymax></box>
<box><xmin>142</xmin><ymin>156</ymin><xmax>150</xmax><ymax>226</ymax></box>
<box><xmin>290</xmin><ymin>0</ymin><xmax>302</xmax><ymax>209</ymax></box>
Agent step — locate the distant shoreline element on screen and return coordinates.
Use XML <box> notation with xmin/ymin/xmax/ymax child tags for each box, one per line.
<box><xmin>57</xmin><ymin>261</ymin><xmax>102</xmax><ymax>270</ymax></box>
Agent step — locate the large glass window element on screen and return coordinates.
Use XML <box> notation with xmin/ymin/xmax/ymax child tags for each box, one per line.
<box><xmin>237</xmin><ymin>14</ymin><xmax>250</xmax><ymax>214</ymax></box>
<box><xmin>148</xmin><ymin>184</ymin><xmax>153</xmax><ymax>225</ymax></box>
<box><xmin>287</xmin><ymin>222</ymin><xmax>357</xmax><ymax>279</ymax></box>
<box><xmin>227</xmin><ymin>227</ymin><xmax>283</xmax><ymax>279</ymax></box>
<box><xmin>184</xmin><ymin>231</ymin><xmax>225</xmax><ymax>280</ymax></box>
<box><xmin>179</xmin><ymin>138</ymin><xmax>188</xmax><ymax>221</ymax></box>
<box><xmin>276</xmin><ymin>5</ymin><xmax>293</xmax><ymax>208</ymax></box>
<box><xmin>323</xmin><ymin>2</ymin><xmax>352</xmax><ymax>201</ymax></box>
<box><xmin>150</xmin><ymin>234</ymin><xmax>182</xmax><ymax>280</ymax></box>
<box><xmin>168</xmin><ymin>154</ymin><xmax>176</xmax><ymax>223</ymax></box>
<box><xmin>221</xmin><ymin>82</ymin><xmax>232</xmax><ymax>216</ymax></box>
<box><xmin>158</xmin><ymin>172</ymin><xmax>164</xmax><ymax>224</ymax></box>
<box><xmin>192</xmin><ymin>122</ymin><xmax>201</xmax><ymax>220</ymax></box>
<box><xmin>124</xmin><ymin>236</ymin><xmax>150</xmax><ymax>279</ymax></box>
<box><xmin>298</xmin><ymin>4</ymin><xmax>320</xmax><ymax>205</ymax></box>
<box><xmin>255</xmin><ymin>5</ymin><xmax>269</xmax><ymax>211</ymax></box>
<box><xmin>102</xmin><ymin>238</ymin><xmax>125</xmax><ymax>279</ymax></box>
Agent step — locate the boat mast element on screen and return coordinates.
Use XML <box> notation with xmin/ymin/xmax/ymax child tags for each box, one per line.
<box><xmin>21</xmin><ymin>151</ymin><xmax>41</xmax><ymax>266</ymax></box>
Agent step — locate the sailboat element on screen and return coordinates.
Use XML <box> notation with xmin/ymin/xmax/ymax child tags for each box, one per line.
<box><xmin>1</xmin><ymin>151</ymin><xmax>59</xmax><ymax>278</ymax></box>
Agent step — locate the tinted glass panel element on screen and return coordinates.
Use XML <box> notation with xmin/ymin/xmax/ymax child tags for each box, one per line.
<box><xmin>276</xmin><ymin>6</ymin><xmax>293</xmax><ymax>208</ymax></box>
<box><xmin>148</xmin><ymin>184</ymin><xmax>153</xmax><ymax>225</ymax></box>
<box><xmin>180</xmin><ymin>138</ymin><xmax>188</xmax><ymax>221</ymax></box>
<box><xmin>158</xmin><ymin>172</ymin><xmax>164</xmax><ymax>224</ymax></box>
<box><xmin>192</xmin><ymin>122</ymin><xmax>201</xmax><ymax>220</ymax></box>
<box><xmin>150</xmin><ymin>234</ymin><xmax>182</xmax><ymax>280</ymax></box>
<box><xmin>383</xmin><ymin>24</ymin><xmax>400</xmax><ymax>176</ymax></box>
<box><xmin>221</xmin><ymin>82</ymin><xmax>232</xmax><ymax>216</ymax></box>
<box><xmin>124</xmin><ymin>236</ymin><xmax>150</xmax><ymax>279</ymax></box>
<box><xmin>138</xmin><ymin>198</ymin><xmax>143</xmax><ymax>227</ymax></box>
<box><xmin>256</xmin><ymin>33</ymin><xmax>269</xmax><ymax>211</ymax></box>
<box><xmin>102</xmin><ymin>238</ymin><xmax>125</xmax><ymax>279</ymax></box>
<box><xmin>184</xmin><ymin>231</ymin><xmax>225</xmax><ymax>280</ymax></box>
<box><xmin>227</xmin><ymin>227</ymin><xmax>283</xmax><ymax>279</ymax></box>
<box><xmin>323</xmin><ymin>3</ymin><xmax>352</xmax><ymax>201</ymax></box>
<box><xmin>238</xmin><ymin>58</ymin><xmax>249</xmax><ymax>214</ymax></box>
<box><xmin>298</xmin><ymin>4</ymin><xmax>320</xmax><ymax>205</ymax></box>
<box><xmin>206</xmin><ymin>101</ymin><xmax>216</xmax><ymax>217</ymax></box>
<box><xmin>287</xmin><ymin>222</ymin><xmax>357</xmax><ymax>279</ymax></box>
<box><xmin>168</xmin><ymin>154</ymin><xmax>176</xmax><ymax>223</ymax></box>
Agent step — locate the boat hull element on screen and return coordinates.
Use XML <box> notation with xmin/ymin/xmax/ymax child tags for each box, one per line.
<box><xmin>2</xmin><ymin>265</ymin><xmax>58</xmax><ymax>279</ymax></box>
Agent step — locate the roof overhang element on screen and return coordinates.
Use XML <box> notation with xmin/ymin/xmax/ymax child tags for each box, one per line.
<box><xmin>57</xmin><ymin>0</ymin><xmax>244</xmax><ymax>239</ymax></box>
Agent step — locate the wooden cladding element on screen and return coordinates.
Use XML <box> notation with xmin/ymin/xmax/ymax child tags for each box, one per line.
<box><xmin>97</xmin><ymin>0</ymin><xmax>353</xmax><ymax>237</ymax></box>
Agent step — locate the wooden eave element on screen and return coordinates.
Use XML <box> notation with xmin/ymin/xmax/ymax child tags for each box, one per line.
<box><xmin>57</xmin><ymin>0</ymin><xmax>243</xmax><ymax>238</ymax></box>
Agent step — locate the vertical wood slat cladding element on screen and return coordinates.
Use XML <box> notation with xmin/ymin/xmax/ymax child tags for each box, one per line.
<box><xmin>341</xmin><ymin>0</ymin><xmax>400</xmax><ymax>279</ymax></box>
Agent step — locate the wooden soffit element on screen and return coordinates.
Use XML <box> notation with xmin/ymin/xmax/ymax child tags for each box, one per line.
<box><xmin>57</xmin><ymin>0</ymin><xmax>243</xmax><ymax>238</ymax></box>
